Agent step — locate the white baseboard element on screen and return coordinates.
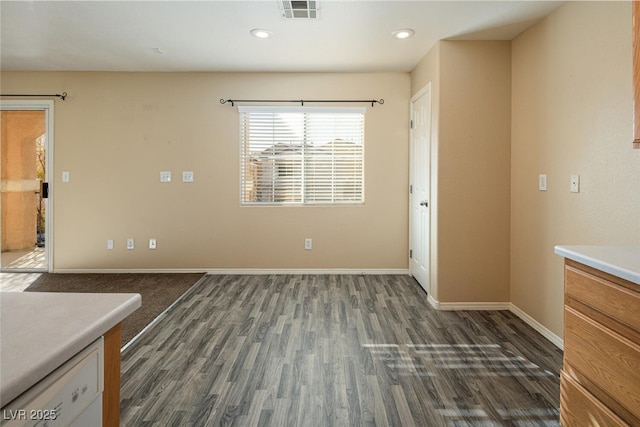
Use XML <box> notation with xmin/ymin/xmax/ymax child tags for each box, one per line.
<box><xmin>205</xmin><ymin>269</ymin><xmax>410</xmax><ymax>275</ymax></box>
<box><xmin>53</xmin><ymin>268</ymin><xmax>207</xmax><ymax>274</ymax></box>
<box><xmin>427</xmin><ymin>295</ymin><xmax>510</xmax><ymax>311</ymax></box>
<box><xmin>509</xmin><ymin>303</ymin><xmax>564</xmax><ymax>350</ymax></box>
<box><xmin>426</xmin><ymin>297</ymin><xmax>564</xmax><ymax>350</ymax></box>
<box><xmin>53</xmin><ymin>268</ymin><xmax>410</xmax><ymax>275</ymax></box>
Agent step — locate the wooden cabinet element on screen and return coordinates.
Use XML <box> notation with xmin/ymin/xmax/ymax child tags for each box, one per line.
<box><xmin>103</xmin><ymin>324</ymin><xmax>122</xmax><ymax>427</ymax></box>
<box><xmin>561</xmin><ymin>259</ymin><xmax>640</xmax><ymax>426</ymax></box>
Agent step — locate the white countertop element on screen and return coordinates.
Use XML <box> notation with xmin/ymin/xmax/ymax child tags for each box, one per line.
<box><xmin>554</xmin><ymin>245</ymin><xmax>640</xmax><ymax>285</ymax></box>
<box><xmin>0</xmin><ymin>292</ymin><xmax>141</xmax><ymax>406</ymax></box>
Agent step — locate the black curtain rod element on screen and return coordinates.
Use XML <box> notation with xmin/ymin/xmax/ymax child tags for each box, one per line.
<box><xmin>220</xmin><ymin>98</ymin><xmax>383</xmax><ymax>107</ymax></box>
<box><xmin>0</xmin><ymin>92</ymin><xmax>67</xmax><ymax>100</ymax></box>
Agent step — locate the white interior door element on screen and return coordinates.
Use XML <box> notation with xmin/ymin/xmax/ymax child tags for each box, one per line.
<box><xmin>409</xmin><ymin>85</ymin><xmax>431</xmax><ymax>293</ymax></box>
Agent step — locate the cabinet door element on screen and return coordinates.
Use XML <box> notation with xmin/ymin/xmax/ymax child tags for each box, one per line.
<box><xmin>560</xmin><ymin>372</ymin><xmax>628</xmax><ymax>427</ymax></box>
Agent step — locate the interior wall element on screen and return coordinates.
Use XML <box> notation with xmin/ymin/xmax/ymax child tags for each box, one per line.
<box><xmin>511</xmin><ymin>1</ymin><xmax>640</xmax><ymax>338</ymax></box>
<box><xmin>438</xmin><ymin>41</ymin><xmax>511</xmax><ymax>303</ymax></box>
<box><xmin>410</xmin><ymin>41</ymin><xmax>511</xmax><ymax>305</ymax></box>
<box><xmin>0</xmin><ymin>72</ymin><xmax>410</xmax><ymax>271</ymax></box>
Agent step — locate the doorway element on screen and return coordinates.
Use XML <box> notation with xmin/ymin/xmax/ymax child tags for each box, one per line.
<box><xmin>409</xmin><ymin>84</ymin><xmax>431</xmax><ymax>294</ymax></box>
<box><xmin>1</xmin><ymin>101</ymin><xmax>53</xmax><ymax>272</ymax></box>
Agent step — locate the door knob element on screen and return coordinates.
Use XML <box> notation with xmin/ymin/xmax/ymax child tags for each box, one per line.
<box><xmin>420</xmin><ymin>200</ymin><xmax>428</xmax><ymax>207</ymax></box>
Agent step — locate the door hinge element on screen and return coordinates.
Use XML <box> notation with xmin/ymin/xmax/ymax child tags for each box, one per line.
<box><xmin>42</xmin><ymin>182</ymin><xmax>49</xmax><ymax>199</ymax></box>
<box><xmin>409</xmin><ymin>249</ymin><xmax>413</xmax><ymax>259</ymax></box>
<box><xmin>410</xmin><ymin>119</ymin><xmax>414</xmax><ymax>129</ymax></box>
<box><xmin>409</xmin><ymin>184</ymin><xmax>413</xmax><ymax>194</ymax></box>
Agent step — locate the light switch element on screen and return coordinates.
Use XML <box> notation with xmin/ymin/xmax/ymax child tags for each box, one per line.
<box><xmin>62</xmin><ymin>171</ymin><xmax>70</xmax><ymax>183</ymax></box>
<box><xmin>160</xmin><ymin>171</ymin><xmax>171</xmax><ymax>183</ymax></box>
<box><xmin>182</xmin><ymin>171</ymin><xmax>194</xmax><ymax>183</ymax></box>
<box><xmin>538</xmin><ymin>174</ymin><xmax>547</xmax><ymax>191</ymax></box>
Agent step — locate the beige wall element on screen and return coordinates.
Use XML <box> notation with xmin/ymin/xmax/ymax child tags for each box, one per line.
<box><xmin>4</xmin><ymin>1</ymin><xmax>637</xmax><ymax>341</ymax></box>
<box><xmin>511</xmin><ymin>1</ymin><xmax>640</xmax><ymax>337</ymax></box>
<box><xmin>409</xmin><ymin>1</ymin><xmax>639</xmax><ymax>339</ymax></box>
<box><xmin>0</xmin><ymin>72</ymin><xmax>410</xmax><ymax>271</ymax></box>
<box><xmin>410</xmin><ymin>41</ymin><xmax>512</xmax><ymax>304</ymax></box>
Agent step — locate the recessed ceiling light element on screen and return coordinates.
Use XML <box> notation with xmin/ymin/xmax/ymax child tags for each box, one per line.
<box><xmin>392</xmin><ymin>28</ymin><xmax>415</xmax><ymax>39</ymax></box>
<box><xmin>250</xmin><ymin>28</ymin><xmax>273</xmax><ymax>39</ymax></box>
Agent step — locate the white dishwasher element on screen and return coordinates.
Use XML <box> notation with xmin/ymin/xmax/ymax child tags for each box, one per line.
<box><xmin>1</xmin><ymin>337</ymin><xmax>104</xmax><ymax>427</ymax></box>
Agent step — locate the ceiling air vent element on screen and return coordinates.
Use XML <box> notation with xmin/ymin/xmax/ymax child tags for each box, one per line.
<box><xmin>280</xmin><ymin>0</ymin><xmax>319</xmax><ymax>19</ymax></box>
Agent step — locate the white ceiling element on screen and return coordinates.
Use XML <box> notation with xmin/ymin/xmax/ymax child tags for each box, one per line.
<box><xmin>0</xmin><ymin>1</ymin><xmax>564</xmax><ymax>73</ymax></box>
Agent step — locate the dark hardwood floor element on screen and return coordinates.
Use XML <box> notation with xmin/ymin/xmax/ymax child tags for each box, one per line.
<box><xmin>120</xmin><ymin>275</ymin><xmax>563</xmax><ymax>426</ymax></box>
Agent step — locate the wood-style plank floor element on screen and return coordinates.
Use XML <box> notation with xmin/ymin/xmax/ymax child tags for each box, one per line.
<box><xmin>120</xmin><ymin>275</ymin><xmax>563</xmax><ymax>426</ymax></box>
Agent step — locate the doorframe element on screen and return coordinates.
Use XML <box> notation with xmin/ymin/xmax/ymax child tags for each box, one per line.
<box><xmin>409</xmin><ymin>83</ymin><xmax>432</xmax><ymax>295</ymax></box>
<box><xmin>0</xmin><ymin>100</ymin><xmax>55</xmax><ymax>272</ymax></box>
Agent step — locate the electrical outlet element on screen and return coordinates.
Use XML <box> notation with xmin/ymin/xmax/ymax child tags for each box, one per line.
<box><xmin>127</xmin><ymin>238</ymin><xmax>135</xmax><ymax>250</ymax></box>
<box><xmin>304</xmin><ymin>238</ymin><xmax>312</xmax><ymax>250</ymax></box>
<box><xmin>107</xmin><ymin>239</ymin><xmax>114</xmax><ymax>250</ymax></box>
<box><xmin>149</xmin><ymin>238</ymin><xmax>157</xmax><ymax>249</ymax></box>
<box><xmin>570</xmin><ymin>175</ymin><xmax>580</xmax><ymax>193</ymax></box>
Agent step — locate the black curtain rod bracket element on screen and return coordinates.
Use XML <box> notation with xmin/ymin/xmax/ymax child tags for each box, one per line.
<box><xmin>220</xmin><ymin>98</ymin><xmax>383</xmax><ymax>107</ymax></box>
<box><xmin>0</xmin><ymin>92</ymin><xmax>67</xmax><ymax>100</ymax></box>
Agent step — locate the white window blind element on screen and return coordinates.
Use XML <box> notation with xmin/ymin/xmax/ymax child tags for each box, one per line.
<box><xmin>239</xmin><ymin>106</ymin><xmax>365</xmax><ymax>205</ymax></box>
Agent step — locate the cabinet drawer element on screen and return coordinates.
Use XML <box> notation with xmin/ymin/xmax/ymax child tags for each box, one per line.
<box><xmin>564</xmin><ymin>306</ymin><xmax>640</xmax><ymax>421</ymax></box>
<box><xmin>560</xmin><ymin>371</ymin><xmax>628</xmax><ymax>427</ymax></box>
<box><xmin>565</xmin><ymin>264</ymin><xmax>640</xmax><ymax>333</ymax></box>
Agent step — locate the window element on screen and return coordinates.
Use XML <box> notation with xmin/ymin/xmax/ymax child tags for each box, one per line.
<box><xmin>239</xmin><ymin>106</ymin><xmax>365</xmax><ymax>205</ymax></box>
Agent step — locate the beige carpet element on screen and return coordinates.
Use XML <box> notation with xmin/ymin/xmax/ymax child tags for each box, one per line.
<box><xmin>25</xmin><ymin>273</ymin><xmax>205</xmax><ymax>347</ymax></box>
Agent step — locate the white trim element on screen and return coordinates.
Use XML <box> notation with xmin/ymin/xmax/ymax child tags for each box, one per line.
<box><xmin>426</xmin><ymin>297</ymin><xmax>564</xmax><ymax>350</ymax></box>
<box><xmin>45</xmin><ymin>104</ymin><xmax>54</xmax><ymax>273</ymax></box>
<box><xmin>411</xmin><ymin>82</ymin><xmax>432</xmax><ymax>103</ymax></box>
<box><xmin>509</xmin><ymin>303</ymin><xmax>564</xmax><ymax>350</ymax></box>
<box><xmin>206</xmin><ymin>269</ymin><xmax>410</xmax><ymax>275</ymax></box>
<box><xmin>55</xmin><ymin>268</ymin><xmax>210</xmax><ymax>274</ymax></box>
<box><xmin>54</xmin><ymin>268</ymin><xmax>411</xmax><ymax>275</ymax></box>
<box><xmin>0</xmin><ymin>100</ymin><xmax>55</xmax><ymax>273</ymax></box>
<box><xmin>427</xmin><ymin>297</ymin><xmax>511</xmax><ymax>311</ymax></box>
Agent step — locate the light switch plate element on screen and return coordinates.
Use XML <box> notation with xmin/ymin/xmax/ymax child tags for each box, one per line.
<box><xmin>62</xmin><ymin>171</ymin><xmax>70</xmax><ymax>183</ymax></box>
<box><xmin>160</xmin><ymin>171</ymin><xmax>171</xmax><ymax>183</ymax></box>
<box><xmin>538</xmin><ymin>174</ymin><xmax>547</xmax><ymax>191</ymax></box>
<box><xmin>182</xmin><ymin>171</ymin><xmax>194</xmax><ymax>183</ymax></box>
